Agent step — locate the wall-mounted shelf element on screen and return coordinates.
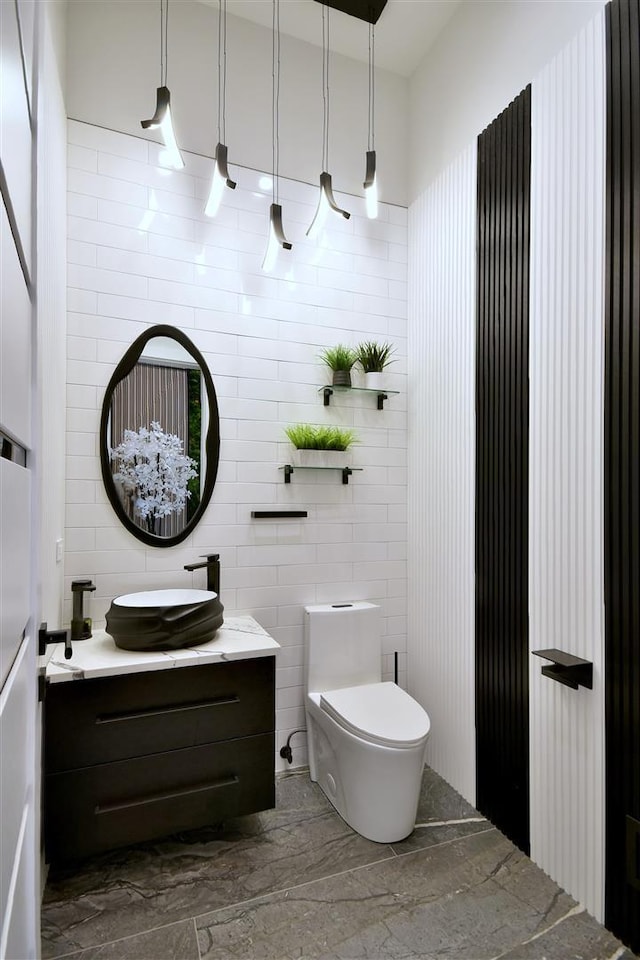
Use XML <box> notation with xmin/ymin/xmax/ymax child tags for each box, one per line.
<box><xmin>279</xmin><ymin>465</ymin><xmax>363</xmax><ymax>484</ymax></box>
<box><xmin>532</xmin><ymin>649</ymin><xmax>593</xmax><ymax>690</ymax></box>
<box><xmin>319</xmin><ymin>385</ymin><xmax>399</xmax><ymax>410</ymax></box>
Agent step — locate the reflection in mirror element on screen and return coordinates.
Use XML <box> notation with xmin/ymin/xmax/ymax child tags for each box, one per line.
<box><xmin>100</xmin><ymin>326</ymin><xmax>219</xmax><ymax>547</ymax></box>
<box><xmin>108</xmin><ymin>339</ymin><xmax>206</xmax><ymax>537</ymax></box>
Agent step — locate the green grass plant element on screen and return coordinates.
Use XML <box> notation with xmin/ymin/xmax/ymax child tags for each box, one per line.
<box><xmin>284</xmin><ymin>423</ymin><xmax>358</xmax><ymax>451</ymax></box>
<box><xmin>355</xmin><ymin>340</ymin><xmax>396</xmax><ymax>373</ymax></box>
<box><xmin>318</xmin><ymin>344</ymin><xmax>357</xmax><ymax>372</ymax></box>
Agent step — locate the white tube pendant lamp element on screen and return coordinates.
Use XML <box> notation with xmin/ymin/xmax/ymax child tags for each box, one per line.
<box><xmin>205</xmin><ymin>0</ymin><xmax>236</xmax><ymax>217</ymax></box>
<box><xmin>262</xmin><ymin>0</ymin><xmax>292</xmax><ymax>271</ymax></box>
<box><xmin>205</xmin><ymin>143</ymin><xmax>236</xmax><ymax>218</ymax></box>
<box><xmin>363</xmin><ymin>23</ymin><xmax>378</xmax><ymax>219</ymax></box>
<box><xmin>307</xmin><ymin>4</ymin><xmax>350</xmax><ymax>238</ymax></box>
<box><xmin>141</xmin><ymin>1</ymin><xmax>183</xmax><ymax>170</ymax></box>
<box><xmin>263</xmin><ymin>203</ymin><xmax>292</xmax><ymax>273</ymax></box>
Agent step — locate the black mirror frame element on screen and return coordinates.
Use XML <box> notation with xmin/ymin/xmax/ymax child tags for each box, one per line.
<box><xmin>99</xmin><ymin>325</ymin><xmax>220</xmax><ymax>548</ymax></box>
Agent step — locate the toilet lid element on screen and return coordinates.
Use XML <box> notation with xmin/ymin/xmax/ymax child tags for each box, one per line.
<box><xmin>320</xmin><ymin>682</ymin><xmax>431</xmax><ymax>748</ymax></box>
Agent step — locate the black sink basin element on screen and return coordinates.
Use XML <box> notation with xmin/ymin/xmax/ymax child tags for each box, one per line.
<box><xmin>105</xmin><ymin>589</ymin><xmax>224</xmax><ymax>651</ymax></box>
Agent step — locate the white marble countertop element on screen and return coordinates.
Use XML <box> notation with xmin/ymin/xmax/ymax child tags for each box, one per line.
<box><xmin>44</xmin><ymin>615</ymin><xmax>280</xmax><ymax>684</ymax></box>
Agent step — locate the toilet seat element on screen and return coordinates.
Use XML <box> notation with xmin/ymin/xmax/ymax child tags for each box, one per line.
<box><xmin>320</xmin><ymin>682</ymin><xmax>430</xmax><ymax>748</ymax></box>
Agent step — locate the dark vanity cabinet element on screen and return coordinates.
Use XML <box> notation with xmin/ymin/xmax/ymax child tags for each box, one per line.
<box><xmin>44</xmin><ymin>657</ymin><xmax>275</xmax><ymax>862</ymax></box>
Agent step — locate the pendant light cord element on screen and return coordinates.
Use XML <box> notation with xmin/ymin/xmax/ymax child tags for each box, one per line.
<box><xmin>368</xmin><ymin>22</ymin><xmax>375</xmax><ymax>152</ymax></box>
<box><xmin>321</xmin><ymin>4</ymin><xmax>330</xmax><ymax>172</ymax></box>
<box><xmin>272</xmin><ymin>0</ymin><xmax>281</xmax><ymax>205</ymax></box>
<box><xmin>160</xmin><ymin>0</ymin><xmax>169</xmax><ymax>86</ymax></box>
<box><xmin>217</xmin><ymin>0</ymin><xmax>228</xmax><ymax>144</ymax></box>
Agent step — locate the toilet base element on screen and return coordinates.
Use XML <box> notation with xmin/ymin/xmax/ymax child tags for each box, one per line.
<box><xmin>305</xmin><ymin>694</ymin><xmax>428</xmax><ymax>843</ymax></box>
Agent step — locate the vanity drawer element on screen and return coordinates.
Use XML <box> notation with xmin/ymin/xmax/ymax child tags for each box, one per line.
<box><xmin>44</xmin><ymin>732</ymin><xmax>275</xmax><ymax>862</ymax></box>
<box><xmin>45</xmin><ymin>657</ymin><xmax>275</xmax><ymax>772</ymax></box>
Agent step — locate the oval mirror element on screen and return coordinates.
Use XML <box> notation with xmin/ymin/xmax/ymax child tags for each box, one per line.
<box><xmin>100</xmin><ymin>325</ymin><xmax>219</xmax><ymax>547</ymax></box>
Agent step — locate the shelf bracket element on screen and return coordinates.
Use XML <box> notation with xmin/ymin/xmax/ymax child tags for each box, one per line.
<box><xmin>323</xmin><ymin>387</ymin><xmax>333</xmax><ymax>406</ymax></box>
<box><xmin>377</xmin><ymin>392</ymin><xmax>388</xmax><ymax>410</ymax></box>
<box><xmin>532</xmin><ymin>648</ymin><xmax>593</xmax><ymax>690</ymax></box>
<box><xmin>280</xmin><ymin>465</ymin><xmax>361</xmax><ymax>484</ymax></box>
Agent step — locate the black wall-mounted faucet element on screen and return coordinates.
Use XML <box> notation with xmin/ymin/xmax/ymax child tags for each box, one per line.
<box><xmin>71</xmin><ymin>580</ymin><xmax>96</xmax><ymax>640</ymax></box>
<box><xmin>184</xmin><ymin>554</ymin><xmax>221</xmax><ymax>597</ymax></box>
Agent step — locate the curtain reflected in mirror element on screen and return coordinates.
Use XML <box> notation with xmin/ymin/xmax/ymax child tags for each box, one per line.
<box><xmin>100</xmin><ymin>327</ymin><xmax>219</xmax><ymax>547</ymax></box>
<box><xmin>109</xmin><ymin>360</ymin><xmax>205</xmax><ymax>537</ymax></box>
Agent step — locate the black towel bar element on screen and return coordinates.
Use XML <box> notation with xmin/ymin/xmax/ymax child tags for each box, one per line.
<box><xmin>251</xmin><ymin>511</ymin><xmax>308</xmax><ymax>519</ymax></box>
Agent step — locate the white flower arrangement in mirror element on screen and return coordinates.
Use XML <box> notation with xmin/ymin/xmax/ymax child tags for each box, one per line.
<box><xmin>110</xmin><ymin>421</ymin><xmax>198</xmax><ymax>533</ymax></box>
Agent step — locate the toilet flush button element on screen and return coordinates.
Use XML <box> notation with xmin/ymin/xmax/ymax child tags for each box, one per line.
<box><xmin>326</xmin><ymin>773</ymin><xmax>337</xmax><ymax>796</ymax></box>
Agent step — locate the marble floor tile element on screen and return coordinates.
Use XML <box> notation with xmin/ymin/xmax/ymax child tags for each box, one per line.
<box><xmin>41</xmin><ymin>772</ymin><xmax>390</xmax><ymax>958</ymax></box>
<box><xmin>414</xmin><ymin>765</ymin><xmax>482</xmax><ymax>824</ymax></box>
<box><xmin>494</xmin><ymin>905</ymin><xmax>635</xmax><ymax>959</ymax></box>
<box><xmin>391</xmin><ymin>817</ymin><xmax>494</xmax><ymax>856</ymax></box>
<box><xmin>48</xmin><ymin>919</ymin><xmax>199</xmax><ymax>960</ymax></box>
<box><xmin>42</xmin><ymin>766</ymin><xmax>636</xmax><ymax>960</ymax></box>
<box><xmin>196</xmin><ymin>829</ymin><xmax>586</xmax><ymax>960</ymax></box>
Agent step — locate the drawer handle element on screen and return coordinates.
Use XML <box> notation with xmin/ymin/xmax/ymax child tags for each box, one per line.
<box><xmin>95</xmin><ymin>695</ymin><xmax>240</xmax><ymax>725</ymax></box>
<box><xmin>95</xmin><ymin>775</ymin><xmax>239</xmax><ymax>815</ymax></box>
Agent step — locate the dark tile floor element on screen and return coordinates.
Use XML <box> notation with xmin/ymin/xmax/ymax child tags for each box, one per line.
<box><xmin>41</xmin><ymin>767</ymin><xmax>636</xmax><ymax>960</ymax></box>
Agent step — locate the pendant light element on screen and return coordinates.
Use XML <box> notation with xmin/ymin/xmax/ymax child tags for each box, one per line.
<box><xmin>307</xmin><ymin>4</ymin><xmax>350</xmax><ymax>238</ymax></box>
<box><xmin>204</xmin><ymin>0</ymin><xmax>236</xmax><ymax>218</ymax></box>
<box><xmin>364</xmin><ymin>22</ymin><xmax>378</xmax><ymax>219</ymax></box>
<box><xmin>262</xmin><ymin>0</ymin><xmax>292</xmax><ymax>272</ymax></box>
<box><xmin>141</xmin><ymin>0</ymin><xmax>184</xmax><ymax>170</ymax></box>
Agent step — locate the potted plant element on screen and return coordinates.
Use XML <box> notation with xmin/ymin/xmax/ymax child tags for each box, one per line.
<box><xmin>355</xmin><ymin>340</ymin><xmax>396</xmax><ymax>391</ymax></box>
<box><xmin>319</xmin><ymin>344</ymin><xmax>357</xmax><ymax>387</ymax></box>
<box><xmin>284</xmin><ymin>423</ymin><xmax>358</xmax><ymax>468</ymax></box>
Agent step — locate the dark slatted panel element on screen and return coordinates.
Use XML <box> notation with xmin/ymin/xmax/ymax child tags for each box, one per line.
<box><xmin>605</xmin><ymin>0</ymin><xmax>640</xmax><ymax>951</ymax></box>
<box><xmin>476</xmin><ymin>86</ymin><xmax>531</xmax><ymax>855</ymax></box>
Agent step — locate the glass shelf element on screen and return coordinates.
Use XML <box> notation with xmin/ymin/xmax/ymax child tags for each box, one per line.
<box><xmin>279</xmin><ymin>465</ymin><xmax>363</xmax><ymax>484</ymax></box>
<box><xmin>319</xmin><ymin>385</ymin><xmax>400</xmax><ymax>410</ymax></box>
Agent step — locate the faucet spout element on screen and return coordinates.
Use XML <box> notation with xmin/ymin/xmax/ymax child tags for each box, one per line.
<box><xmin>184</xmin><ymin>554</ymin><xmax>220</xmax><ymax>596</ymax></box>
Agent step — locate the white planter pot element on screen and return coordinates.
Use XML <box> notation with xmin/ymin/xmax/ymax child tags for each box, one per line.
<box><xmin>364</xmin><ymin>371</ymin><xmax>385</xmax><ymax>391</ymax></box>
<box><xmin>291</xmin><ymin>449</ymin><xmax>349</xmax><ymax>469</ymax></box>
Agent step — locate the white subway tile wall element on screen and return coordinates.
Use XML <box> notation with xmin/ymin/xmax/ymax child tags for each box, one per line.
<box><xmin>65</xmin><ymin>120</ymin><xmax>408</xmax><ymax>771</ymax></box>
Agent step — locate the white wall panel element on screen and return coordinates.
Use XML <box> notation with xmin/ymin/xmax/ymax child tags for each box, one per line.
<box><xmin>0</xmin><ymin>639</ymin><xmax>32</xmax><ymax>936</ymax></box>
<box><xmin>0</xmin><ymin>459</ymin><xmax>31</xmax><ymax>688</ymax></box>
<box><xmin>0</xmin><ymin>0</ymin><xmax>33</xmax><ymax>276</ymax></box>
<box><xmin>529</xmin><ymin>11</ymin><xmax>606</xmax><ymax>921</ymax></box>
<box><xmin>1</xmin><ymin>201</ymin><xmax>32</xmax><ymax>446</ymax></box>
<box><xmin>407</xmin><ymin>146</ymin><xmax>476</xmax><ymax>804</ymax></box>
<box><xmin>16</xmin><ymin>0</ymin><xmax>36</xmax><ymax>111</ymax></box>
<box><xmin>0</xmin><ymin>807</ymin><xmax>33</xmax><ymax>960</ymax></box>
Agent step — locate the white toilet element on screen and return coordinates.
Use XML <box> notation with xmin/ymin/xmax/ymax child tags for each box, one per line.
<box><xmin>304</xmin><ymin>602</ymin><xmax>431</xmax><ymax>843</ymax></box>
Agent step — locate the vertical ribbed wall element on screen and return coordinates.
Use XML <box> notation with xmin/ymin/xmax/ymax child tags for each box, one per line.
<box><xmin>529</xmin><ymin>12</ymin><xmax>606</xmax><ymax>920</ymax></box>
<box><xmin>605</xmin><ymin>0</ymin><xmax>640</xmax><ymax>948</ymax></box>
<box><xmin>476</xmin><ymin>87</ymin><xmax>531</xmax><ymax>856</ymax></box>
<box><xmin>407</xmin><ymin>146</ymin><xmax>476</xmax><ymax>805</ymax></box>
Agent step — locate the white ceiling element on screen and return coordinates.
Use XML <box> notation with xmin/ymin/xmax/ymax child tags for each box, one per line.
<box><xmin>204</xmin><ymin>0</ymin><xmax>462</xmax><ymax>77</ymax></box>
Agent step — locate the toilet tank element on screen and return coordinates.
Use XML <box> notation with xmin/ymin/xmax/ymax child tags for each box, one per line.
<box><xmin>304</xmin><ymin>602</ymin><xmax>381</xmax><ymax>693</ymax></box>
